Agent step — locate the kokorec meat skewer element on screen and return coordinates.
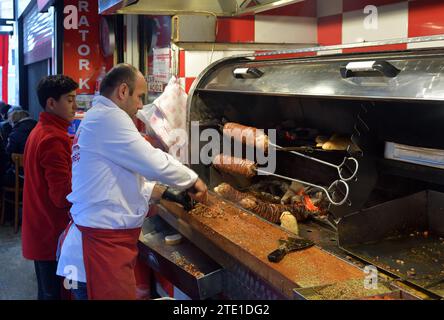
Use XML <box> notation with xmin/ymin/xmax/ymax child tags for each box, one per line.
<box><xmin>213</xmin><ymin>182</ymin><xmax>248</xmax><ymax>203</ymax></box>
<box><xmin>214</xmin><ymin>183</ymin><xmax>308</xmax><ymax>223</ymax></box>
<box><xmin>212</xmin><ymin>154</ymin><xmax>350</xmax><ymax>206</ymax></box>
<box><xmin>212</xmin><ymin>153</ymin><xmax>257</xmax><ymax>178</ymax></box>
<box><xmin>223</xmin><ymin>122</ymin><xmax>269</xmax><ymax>153</ymax></box>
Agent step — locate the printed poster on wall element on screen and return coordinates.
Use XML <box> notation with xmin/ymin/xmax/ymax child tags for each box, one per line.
<box><xmin>153</xmin><ymin>47</ymin><xmax>171</xmax><ymax>84</ymax></box>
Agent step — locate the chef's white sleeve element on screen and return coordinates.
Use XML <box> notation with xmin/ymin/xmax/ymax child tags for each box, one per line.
<box><xmin>96</xmin><ymin>115</ymin><xmax>198</xmax><ymax>191</ymax></box>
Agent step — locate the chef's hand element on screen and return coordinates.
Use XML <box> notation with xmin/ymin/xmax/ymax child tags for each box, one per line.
<box><xmin>188</xmin><ymin>178</ymin><xmax>208</xmax><ymax>204</ymax></box>
<box><xmin>162</xmin><ymin>187</ymin><xmax>194</xmax><ymax>210</ymax></box>
<box><xmin>151</xmin><ymin>184</ymin><xmax>167</xmax><ymax>202</ymax></box>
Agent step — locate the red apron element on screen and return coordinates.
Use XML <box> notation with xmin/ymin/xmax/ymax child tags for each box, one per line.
<box><xmin>76</xmin><ymin>225</ymin><xmax>141</xmax><ymax>300</ymax></box>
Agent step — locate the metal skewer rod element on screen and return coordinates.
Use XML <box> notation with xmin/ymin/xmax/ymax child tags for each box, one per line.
<box><xmin>268</xmin><ymin>142</ymin><xmax>359</xmax><ymax>182</ymax></box>
<box><xmin>255</xmin><ymin>168</ymin><xmax>349</xmax><ymax>206</ymax></box>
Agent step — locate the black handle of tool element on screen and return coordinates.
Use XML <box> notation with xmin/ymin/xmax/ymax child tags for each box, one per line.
<box><xmin>162</xmin><ymin>187</ymin><xmax>194</xmax><ymax>211</ymax></box>
<box><xmin>268</xmin><ymin>248</ymin><xmax>287</xmax><ymax>263</ymax></box>
<box><xmin>340</xmin><ymin>60</ymin><xmax>400</xmax><ymax>78</ymax></box>
<box><xmin>233</xmin><ymin>67</ymin><xmax>264</xmax><ymax>79</ymax></box>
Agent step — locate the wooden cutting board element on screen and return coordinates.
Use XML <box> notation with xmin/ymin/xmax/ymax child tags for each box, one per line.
<box><xmin>159</xmin><ymin>193</ymin><xmax>365</xmax><ymax>298</ymax></box>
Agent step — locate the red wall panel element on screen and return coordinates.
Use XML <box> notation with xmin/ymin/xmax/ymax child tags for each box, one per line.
<box><xmin>342</xmin><ymin>43</ymin><xmax>407</xmax><ymax>54</ymax></box>
<box><xmin>254</xmin><ymin>50</ymin><xmax>317</xmax><ymax>60</ymax></box>
<box><xmin>259</xmin><ymin>0</ymin><xmax>317</xmax><ymax>17</ymax></box>
<box><xmin>318</xmin><ymin>14</ymin><xmax>342</xmax><ymax>46</ymax></box>
<box><xmin>216</xmin><ymin>16</ymin><xmax>255</xmax><ymax>43</ymax></box>
<box><xmin>185</xmin><ymin>77</ymin><xmax>196</xmax><ymax>93</ymax></box>
<box><xmin>408</xmin><ymin>0</ymin><xmax>444</xmax><ymax>37</ymax></box>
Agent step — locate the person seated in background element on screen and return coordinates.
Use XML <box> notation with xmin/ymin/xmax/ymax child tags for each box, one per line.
<box><xmin>0</xmin><ymin>101</ymin><xmax>12</xmax><ymax>141</ymax></box>
<box><xmin>0</xmin><ymin>104</ymin><xmax>18</xmax><ymax>188</ymax></box>
<box><xmin>2</xmin><ymin>109</ymin><xmax>37</xmax><ymax>192</ymax></box>
<box><xmin>6</xmin><ymin>109</ymin><xmax>37</xmax><ymax>156</ymax></box>
<box><xmin>1</xmin><ymin>106</ymin><xmax>23</xmax><ymax>141</ymax></box>
<box><xmin>0</xmin><ymin>102</ymin><xmax>10</xmax><ymax>186</ymax></box>
<box><xmin>0</xmin><ymin>101</ymin><xmax>10</xmax><ymax>120</ymax></box>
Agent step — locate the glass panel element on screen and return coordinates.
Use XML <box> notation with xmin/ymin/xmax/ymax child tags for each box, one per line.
<box><xmin>23</xmin><ymin>3</ymin><xmax>53</xmax><ymax>64</ymax></box>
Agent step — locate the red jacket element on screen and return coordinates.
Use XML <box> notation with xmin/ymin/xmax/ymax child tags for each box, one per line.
<box><xmin>22</xmin><ymin>112</ymin><xmax>72</xmax><ymax>260</ymax></box>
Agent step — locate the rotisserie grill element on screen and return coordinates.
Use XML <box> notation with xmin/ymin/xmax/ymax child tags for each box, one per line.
<box><xmin>140</xmin><ymin>48</ymin><xmax>444</xmax><ymax>299</ymax></box>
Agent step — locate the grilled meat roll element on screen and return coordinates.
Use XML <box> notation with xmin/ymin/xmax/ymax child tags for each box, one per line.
<box><xmin>223</xmin><ymin>122</ymin><xmax>269</xmax><ymax>153</ymax></box>
<box><xmin>212</xmin><ymin>154</ymin><xmax>257</xmax><ymax>178</ymax></box>
<box><xmin>214</xmin><ymin>183</ymin><xmax>308</xmax><ymax>223</ymax></box>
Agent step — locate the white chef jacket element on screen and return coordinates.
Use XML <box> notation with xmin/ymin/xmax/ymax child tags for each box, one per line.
<box><xmin>57</xmin><ymin>95</ymin><xmax>198</xmax><ymax>282</ymax></box>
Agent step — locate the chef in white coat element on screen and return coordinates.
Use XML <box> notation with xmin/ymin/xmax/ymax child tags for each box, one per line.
<box><xmin>56</xmin><ymin>63</ymin><xmax>207</xmax><ymax>300</ymax></box>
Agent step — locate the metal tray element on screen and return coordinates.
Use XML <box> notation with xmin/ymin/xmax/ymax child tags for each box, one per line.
<box><xmin>293</xmin><ymin>278</ymin><xmax>418</xmax><ymax>300</ymax></box>
<box><xmin>138</xmin><ymin>215</ymin><xmax>223</xmax><ymax>299</ymax></box>
<box><xmin>338</xmin><ymin>190</ymin><xmax>444</xmax><ymax>298</ymax></box>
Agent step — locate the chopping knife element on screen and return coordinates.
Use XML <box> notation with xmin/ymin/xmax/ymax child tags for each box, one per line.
<box><xmin>162</xmin><ymin>187</ymin><xmax>195</xmax><ymax>211</ymax></box>
<box><xmin>268</xmin><ymin>237</ymin><xmax>315</xmax><ymax>263</ymax></box>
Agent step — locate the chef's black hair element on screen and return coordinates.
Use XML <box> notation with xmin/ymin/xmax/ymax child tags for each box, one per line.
<box><xmin>100</xmin><ymin>63</ymin><xmax>139</xmax><ymax>97</ymax></box>
<box><xmin>37</xmin><ymin>75</ymin><xmax>79</xmax><ymax>110</ymax></box>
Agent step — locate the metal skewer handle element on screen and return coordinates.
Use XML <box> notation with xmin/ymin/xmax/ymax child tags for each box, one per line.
<box><xmin>255</xmin><ymin>169</ymin><xmax>350</xmax><ymax>206</ymax></box>
<box><xmin>268</xmin><ymin>142</ymin><xmax>359</xmax><ymax>181</ymax></box>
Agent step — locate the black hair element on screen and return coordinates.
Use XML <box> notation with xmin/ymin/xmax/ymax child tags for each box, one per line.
<box><xmin>100</xmin><ymin>63</ymin><xmax>138</xmax><ymax>98</ymax></box>
<box><xmin>36</xmin><ymin>75</ymin><xmax>79</xmax><ymax>110</ymax></box>
<box><xmin>0</xmin><ymin>101</ymin><xmax>10</xmax><ymax>118</ymax></box>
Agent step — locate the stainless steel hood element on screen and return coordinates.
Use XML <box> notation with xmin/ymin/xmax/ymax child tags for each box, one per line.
<box><xmin>192</xmin><ymin>49</ymin><xmax>444</xmax><ymax>102</ymax></box>
<box><xmin>98</xmin><ymin>0</ymin><xmax>305</xmax><ymax>16</ymax></box>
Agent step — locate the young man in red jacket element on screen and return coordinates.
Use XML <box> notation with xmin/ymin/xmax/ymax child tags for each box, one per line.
<box><xmin>22</xmin><ymin>75</ymin><xmax>78</xmax><ymax>300</ymax></box>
